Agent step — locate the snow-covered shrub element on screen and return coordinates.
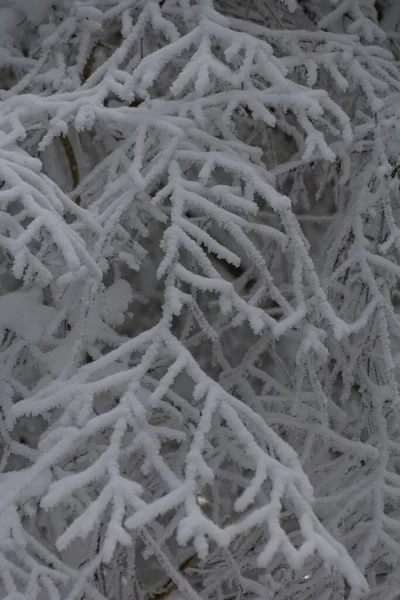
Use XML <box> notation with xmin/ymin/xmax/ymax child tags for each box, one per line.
<box><xmin>1</xmin><ymin>0</ymin><xmax>400</xmax><ymax>598</ymax></box>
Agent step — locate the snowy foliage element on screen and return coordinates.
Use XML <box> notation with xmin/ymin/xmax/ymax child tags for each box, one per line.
<box><xmin>1</xmin><ymin>0</ymin><xmax>400</xmax><ymax>598</ymax></box>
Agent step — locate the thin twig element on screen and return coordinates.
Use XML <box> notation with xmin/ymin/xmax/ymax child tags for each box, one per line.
<box><xmin>60</xmin><ymin>133</ymin><xmax>81</xmax><ymax>205</ymax></box>
<box><xmin>151</xmin><ymin>554</ymin><xmax>199</xmax><ymax>600</ymax></box>
<box><xmin>81</xmin><ymin>45</ymin><xmax>97</xmax><ymax>84</ymax></box>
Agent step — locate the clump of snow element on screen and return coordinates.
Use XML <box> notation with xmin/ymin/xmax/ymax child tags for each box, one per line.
<box><xmin>0</xmin><ymin>289</ymin><xmax>57</xmax><ymax>344</ymax></box>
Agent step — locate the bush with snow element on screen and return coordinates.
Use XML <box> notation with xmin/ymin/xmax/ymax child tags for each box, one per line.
<box><xmin>1</xmin><ymin>0</ymin><xmax>400</xmax><ymax>599</ymax></box>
